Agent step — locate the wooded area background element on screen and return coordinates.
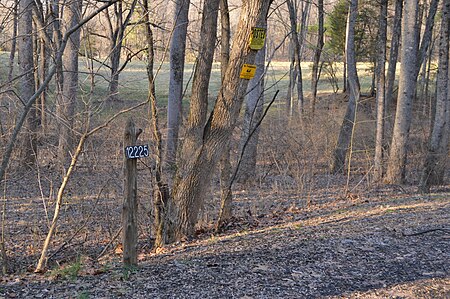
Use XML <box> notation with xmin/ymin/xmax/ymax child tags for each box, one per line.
<box><xmin>0</xmin><ymin>0</ymin><xmax>448</xmax><ymax>282</ymax></box>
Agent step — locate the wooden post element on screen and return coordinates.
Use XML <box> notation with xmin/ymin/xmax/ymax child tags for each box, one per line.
<box><xmin>123</xmin><ymin>118</ymin><xmax>138</xmax><ymax>266</ymax></box>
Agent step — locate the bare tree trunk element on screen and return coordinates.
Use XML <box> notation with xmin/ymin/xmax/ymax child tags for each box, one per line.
<box><xmin>310</xmin><ymin>0</ymin><xmax>324</xmax><ymax>115</ymax></box>
<box><xmin>416</xmin><ymin>0</ymin><xmax>439</xmax><ymax>78</ymax></box>
<box><xmin>419</xmin><ymin>35</ymin><xmax>436</xmax><ymax>115</ymax></box>
<box><xmin>18</xmin><ymin>0</ymin><xmax>38</xmax><ymax>168</ymax></box>
<box><xmin>166</xmin><ymin>0</ymin><xmax>190</xmax><ymax>173</ymax></box>
<box><xmin>179</xmin><ymin>0</ymin><xmax>219</xmax><ymax>170</ymax></box>
<box><xmin>374</xmin><ymin>0</ymin><xmax>388</xmax><ymax>181</ymax></box>
<box><xmin>386</xmin><ymin>0</ymin><xmax>402</xmax><ymax>107</ymax></box>
<box><xmin>34</xmin><ymin>0</ymin><xmax>50</xmax><ymax>134</ymax></box>
<box><xmin>142</xmin><ymin>0</ymin><xmax>169</xmax><ymax>249</ymax></box>
<box><xmin>385</xmin><ymin>0</ymin><xmax>420</xmax><ymax>184</ymax></box>
<box><xmin>172</xmin><ymin>0</ymin><xmax>219</xmax><ymax>241</ymax></box>
<box><xmin>343</xmin><ymin>55</ymin><xmax>347</xmax><ymax>93</ymax></box>
<box><xmin>416</xmin><ymin>0</ymin><xmax>439</xmax><ymax>113</ymax></box>
<box><xmin>108</xmin><ymin>46</ymin><xmax>121</xmax><ymax>101</ymax></box>
<box><xmin>52</xmin><ymin>0</ymin><xmax>64</xmax><ymax>138</ymax></box>
<box><xmin>331</xmin><ymin>0</ymin><xmax>360</xmax><ymax>174</ymax></box>
<box><xmin>38</xmin><ymin>34</ymin><xmax>48</xmax><ymax>133</ymax></box>
<box><xmin>286</xmin><ymin>0</ymin><xmax>307</xmax><ymax>117</ymax></box>
<box><xmin>217</xmin><ymin>0</ymin><xmax>232</xmax><ymax>232</ymax></box>
<box><xmin>217</xmin><ymin>148</ymin><xmax>232</xmax><ymax>231</ymax></box>
<box><xmin>287</xmin><ymin>42</ymin><xmax>297</xmax><ymax>115</ymax></box>
<box><xmin>418</xmin><ymin>0</ymin><xmax>449</xmax><ymax>192</ymax></box>
<box><xmin>8</xmin><ymin>0</ymin><xmax>18</xmax><ymax>83</ymax></box>
<box><xmin>105</xmin><ymin>0</ymin><xmax>138</xmax><ymax>101</ymax></box>
<box><xmin>219</xmin><ymin>0</ymin><xmax>230</xmax><ymax>80</ymax></box>
<box><xmin>58</xmin><ymin>0</ymin><xmax>82</xmax><ymax>168</ymax></box>
<box><xmin>237</xmin><ymin>47</ymin><xmax>265</xmax><ymax>184</ymax></box>
<box><xmin>171</xmin><ymin>0</ymin><xmax>272</xmax><ymax>241</ymax></box>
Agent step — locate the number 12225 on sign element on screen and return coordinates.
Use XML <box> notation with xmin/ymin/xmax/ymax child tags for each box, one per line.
<box><xmin>125</xmin><ymin>145</ymin><xmax>149</xmax><ymax>159</ymax></box>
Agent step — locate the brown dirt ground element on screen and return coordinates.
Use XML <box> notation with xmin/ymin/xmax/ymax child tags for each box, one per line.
<box><xmin>1</xmin><ymin>182</ymin><xmax>449</xmax><ymax>298</ymax></box>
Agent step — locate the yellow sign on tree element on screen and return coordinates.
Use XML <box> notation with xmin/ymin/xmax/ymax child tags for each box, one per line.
<box><xmin>240</xmin><ymin>64</ymin><xmax>257</xmax><ymax>79</ymax></box>
<box><xmin>249</xmin><ymin>27</ymin><xmax>266</xmax><ymax>50</ymax></box>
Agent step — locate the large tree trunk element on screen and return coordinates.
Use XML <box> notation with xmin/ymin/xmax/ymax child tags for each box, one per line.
<box><xmin>179</xmin><ymin>0</ymin><xmax>220</xmax><ymax>171</ymax></box>
<box><xmin>171</xmin><ymin>0</ymin><xmax>272</xmax><ymax>241</ymax></box>
<box><xmin>310</xmin><ymin>0</ymin><xmax>324</xmax><ymax>115</ymax></box>
<box><xmin>172</xmin><ymin>0</ymin><xmax>220</xmax><ymax>239</ymax></box>
<box><xmin>418</xmin><ymin>0</ymin><xmax>449</xmax><ymax>192</ymax></box>
<box><xmin>374</xmin><ymin>0</ymin><xmax>388</xmax><ymax>181</ymax></box>
<box><xmin>385</xmin><ymin>0</ymin><xmax>420</xmax><ymax>184</ymax></box>
<box><xmin>331</xmin><ymin>0</ymin><xmax>360</xmax><ymax>174</ymax></box>
<box><xmin>58</xmin><ymin>0</ymin><xmax>82</xmax><ymax>168</ymax></box>
<box><xmin>166</xmin><ymin>0</ymin><xmax>190</xmax><ymax>173</ymax></box>
<box><xmin>385</xmin><ymin>0</ymin><xmax>403</xmax><ymax>107</ymax></box>
<box><xmin>237</xmin><ymin>47</ymin><xmax>265</xmax><ymax>184</ymax></box>
<box><xmin>172</xmin><ymin>0</ymin><xmax>220</xmax><ymax>241</ymax></box>
<box><xmin>217</xmin><ymin>0</ymin><xmax>232</xmax><ymax>232</ymax></box>
<box><xmin>18</xmin><ymin>0</ymin><xmax>38</xmax><ymax>168</ymax></box>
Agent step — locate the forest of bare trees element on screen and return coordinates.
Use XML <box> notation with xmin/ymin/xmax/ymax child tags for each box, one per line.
<box><xmin>0</xmin><ymin>0</ymin><xmax>448</xmax><ymax>297</ymax></box>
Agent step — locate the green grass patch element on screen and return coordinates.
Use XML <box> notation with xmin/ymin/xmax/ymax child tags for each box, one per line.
<box><xmin>49</xmin><ymin>257</ymin><xmax>82</xmax><ymax>281</ymax></box>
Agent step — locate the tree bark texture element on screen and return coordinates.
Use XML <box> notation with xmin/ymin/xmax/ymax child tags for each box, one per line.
<box><xmin>385</xmin><ymin>0</ymin><xmax>403</xmax><ymax>107</ymax></box>
<box><xmin>286</xmin><ymin>0</ymin><xmax>307</xmax><ymax>116</ymax></box>
<box><xmin>419</xmin><ymin>0</ymin><xmax>449</xmax><ymax>192</ymax></box>
<box><xmin>286</xmin><ymin>42</ymin><xmax>296</xmax><ymax>115</ymax></box>
<box><xmin>58</xmin><ymin>0</ymin><xmax>82</xmax><ymax>168</ymax></box>
<box><xmin>416</xmin><ymin>0</ymin><xmax>439</xmax><ymax>78</ymax></box>
<box><xmin>33</xmin><ymin>0</ymin><xmax>50</xmax><ymax>133</ymax></box>
<box><xmin>385</xmin><ymin>0</ymin><xmax>420</xmax><ymax>184</ymax></box>
<box><xmin>171</xmin><ymin>0</ymin><xmax>272</xmax><ymax>241</ymax></box>
<box><xmin>220</xmin><ymin>0</ymin><xmax>230</xmax><ymax>80</ymax></box>
<box><xmin>179</xmin><ymin>0</ymin><xmax>220</xmax><ymax>175</ymax></box>
<box><xmin>374</xmin><ymin>0</ymin><xmax>388</xmax><ymax>181</ymax></box>
<box><xmin>310</xmin><ymin>0</ymin><xmax>324</xmax><ymax>115</ymax></box>
<box><xmin>237</xmin><ymin>48</ymin><xmax>265</xmax><ymax>184</ymax></box>
<box><xmin>18</xmin><ymin>0</ymin><xmax>38</xmax><ymax>168</ymax></box>
<box><xmin>142</xmin><ymin>0</ymin><xmax>169</xmax><ymax>249</ymax></box>
<box><xmin>8</xmin><ymin>0</ymin><xmax>18</xmax><ymax>83</ymax></box>
<box><xmin>217</xmin><ymin>0</ymin><xmax>232</xmax><ymax>232</ymax></box>
<box><xmin>38</xmin><ymin>32</ymin><xmax>48</xmax><ymax>133</ymax></box>
<box><xmin>166</xmin><ymin>0</ymin><xmax>190</xmax><ymax>172</ymax></box>
<box><xmin>331</xmin><ymin>0</ymin><xmax>360</xmax><ymax>174</ymax></box>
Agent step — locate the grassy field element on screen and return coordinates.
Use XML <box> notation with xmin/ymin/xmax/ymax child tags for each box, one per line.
<box><xmin>1</xmin><ymin>50</ymin><xmax>380</xmax><ymax>111</ymax></box>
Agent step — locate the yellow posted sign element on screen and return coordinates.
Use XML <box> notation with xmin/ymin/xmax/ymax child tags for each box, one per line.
<box><xmin>240</xmin><ymin>64</ymin><xmax>257</xmax><ymax>79</ymax></box>
<box><xmin>249</xmin><ymin>27</ymin><xmax>266</xmax><ymax>50</ymax></box>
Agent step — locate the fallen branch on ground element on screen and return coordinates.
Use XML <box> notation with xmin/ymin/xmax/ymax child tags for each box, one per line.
<box><xmin>402</xmin><ymin>228</ymin><xmax>450</xmax><ymax>237</ymax></box>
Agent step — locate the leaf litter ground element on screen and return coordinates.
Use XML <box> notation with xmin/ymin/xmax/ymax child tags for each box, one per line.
<box><xmin>1</xmin><ymin>175</ymin><xmax>449</xmax><ymax>298</ymax></box>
